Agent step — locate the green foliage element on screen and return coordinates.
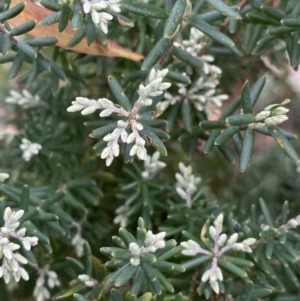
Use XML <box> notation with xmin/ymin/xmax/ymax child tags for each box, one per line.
<box><xmin>1</xmin><ymin>0</ymin><xmax>300</xmax><ymax>301</ymax></box>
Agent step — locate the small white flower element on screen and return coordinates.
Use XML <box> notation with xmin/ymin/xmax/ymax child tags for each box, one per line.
<box><xmin>20</xmin><ymin>138</ymin><xmax>42</xmax><ymax>161</ymax></box>
<box><xmin>181</xmin><ymin>240</ymin><xmax>201</xmax><ymax>256</ymax></box>
<box><xmin>5</xmin><ymin>89</ymin><xmax>40</xmax><ymax>108</ymax></box>
<box><xmin>0</xmin><ymin>173</ymin><xmax>9</xmax><ymax>183</ymax></box>
<box><xmin>78</xmin><ymin>274</ymin><xmax>96</xmax><ymax>287</ymax></box>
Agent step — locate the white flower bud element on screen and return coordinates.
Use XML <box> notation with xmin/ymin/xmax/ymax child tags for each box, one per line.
<box><xmin>264</xmin><ymin>115</ymin><xmax>288</xmax><ymax>126</ymax></box>
<box><xmin>227</xmin><ymin>233</ymin><xmax>238</xmax><ymax>245</ymax></box>
<box><xmin>287</xmin><ymin>218</ymin><xmax>298</xmax><ymax>228</ymax></box>
<box><xmin>255</xmin><ymin>111</ymin><xmax>270</xmax><ymax>121</ymax></box>
<box><xmin>209</xmin><ymin>226</ymin><xmax>217</xmax><ymax>240</ymax></box>
<box><xmin>214</xmin><ymin>214</ymin><xmax>224</xmax><ymax>233</ymax></box>
<box><xmin>210</xmin><ymin>280</ymin><xmax>219</xmax><ymax>294</ymax></box>
<box><xmin>201</xmin><ymin>269</ymin><xmax>211</xmax><ymax>282</ymax></box>
<box><xmin>217</xmin><ymin>234</ymin><xmax>227</xmax><ymax>247</ymax></box>
<box><xmin>130</xmin><ymin>257</ymin><xmax>140</xmax><ymax>266</ymax></box>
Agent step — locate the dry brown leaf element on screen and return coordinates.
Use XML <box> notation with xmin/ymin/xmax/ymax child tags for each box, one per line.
<box><xmin>7</xmin><ymin>0</ymin><xmax>143</xmax><ymax>61</ymax></box>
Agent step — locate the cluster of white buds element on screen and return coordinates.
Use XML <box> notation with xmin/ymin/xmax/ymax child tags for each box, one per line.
<box><xmin>78</xmin><ymin>274</ymin><xmax>98</xmax><ymax>287</ymax></box>
<box><xmin>33</xmin><ymin>269</ymin><xmax>60</xmax><ymax>301</ymax></box>
<box><xmin>174</xmin><ymin>27</ymin><xmax>222</xmax><ymax>76</ymax></box>
<box><xmin>5</xmin><ymin>89</ymin><xmax>40</xmax><ymax>109</ymax></box>
<box><xmin>141</xmin><ymin>151</ymin><xmax>166</xmax><ymax>179</ymax></box>
<box><xmin>128</xmin><ymin>230</ymin><xmax>166</xmax><ymax>266</ymax></box>
<box><xmin>67</xmin><ymin>69</ymin><xmax>171</xmax><ymax>166</ymax></box>
<box><xmin>261</xmin><ymin>214</ymin><xmax>300</xmax><ymax>233</ymax></box>
<box><xmin>181</xmin><ymin>214</ymin><xmax>256</xmax><ymax>294</ymax></box>
<box><xmin>248</xmin><ymin>99</ymin><xmax>290</xmax><ymax>129</ymax></box>
<box><xmin>158</xmin><ymin>76</ymin><xmax>228</xmax><ymax>118</ymax></box>
<box><xmin>175</xmin><ymin>163</ymin><xmax>201</xmax><ymax>208</ymax></box>
<box><xmin>0</xmin><ymin>173</ymin><xmax>9</xmax><ymax>183</ymax></box>
<box><xmin>71</xmin><ymin>222</ymin><xmax>86</xmax><ymax>258</ymax></box>
<box><xmin>20</xmin><ymin>138</ymin><xmax>42</xmax><ymax>162</ymax></box>
<box><xmin>81</xmin><ymin>0</ymin><xmax>121</xmax><ymax>34</ymax></box>
<box><xmin>0</xmin><ymin>207</ymin><xmax>38</xmax><ymax>284</ymax></box>
<box><xmin>113</xmin><ymin>204</ymin><xmax>129</xmax><ymax>227</ymax></box>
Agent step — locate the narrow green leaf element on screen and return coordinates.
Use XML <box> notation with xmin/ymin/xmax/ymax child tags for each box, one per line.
<box><xmin>246</xmin><ymin>12</ymin><xmax>280</xmax><ymax>26</ymax></box>
<box><xmin>89</xmin><ymin>122</ymin><xmax>118</xmax><ymax>139</ymax></box>
<box><xmin>72</xmin><ymin>1</ymin><xmax>84</xmax><ymax>30</ymax></box>
<box><xmin>200</xmin><ymin>120</ymin><xmax>226</xmax><ymax>130</ymax></box>
<box><xmin>156</xmin><ymin>270</ymin><xmax>174</xmax><ymax>293</ymax></box>
<box><xmin>59</xmin><ymin>4</ymin><xmax>72</xmax><ymax>32</ymax></box>
<box><xmin>83</xmin><ymin>241</ymin><xmax>93</xmax><ymax>275</ymax></box>
<box><xmin>115</xmin><ymin>265</ymin><xmax>138</xmax><ymax>286</ymax></box>
<box><xmin>16</xmin><ymin>40</ymin><xmax>37</xmax><ymax>59</ymax></box>
<box><xmin>10</xmin><ymin>20</ymin><xmax>36</xmax><ymax>36</ymax></box>
<box><xmin>172</xmin><ymin>47</ymin><xmax>204</xmax><ymax>69</ymax></box>
<box><xmin>190</xmin><ymin>15</ymin><xmax>235</xmax><ymax>47</ymax></box>
<box><xmin>25</xmin><ymin>37</ymin><xmax>58</xmax><ymax>47</ymax></box>
<box><xmin>260</xmin><ymin>4</ymin><xmax>285</xmax><ymax>21</ymax></box>
<box><xmin>220</xmin><ymin>256</ymin><xmax>254</xmax><ymax>267</ymax></box>
<box><xmin>259</xmin><ymin>197</ymin><xmax>274</xmax><ymax>227</ymax></box>
<box><xmin>131</xmin><ymin>266</ymin><xmax>144</xmax><ymax>295</ymax></box>
<box><xmin>268</xmin><ymin>127</ymin><xmax>299</xmax><ymax>162</ymax></box>
<box><xmin>205</xmin><ymin>0</ymin><xmax>240</xmax><ymax>19</ymax></box>
<box><xmin>250</xmin><ymin>76</ymin><xmax>266</xmax><ymax>106</ymax></box>
<box><xmin>0</xmin><ymin>33</ymin><xmax>11</xmax><ymax>55</ymax></box>
<box><xmin>240</xmin><ymin>128</ymin><xmax>255</xmax><ymax>172</ymax></box>
<box><xmin>40</xmin><ymin>0</ymin><xmax>62</xmax><ymax>11</ymax></box>
<box><xmin>20</xmin><ymin>185</ymin><xmax>30</xmax><ymax>210</ymax></box>
<box><xmin>225</xmin><ymin>114</ymin><xmax>254</xmax><ymax>126</ymax></box>
<box><xmin>164</xmin><ymin>0</ymin><xmax>187</xmax><ymax>38</ymax></box>
<box><xmin>119</xmin><ymin>228</ymin><xmax>137</xmax><ymax>246</ymax></box>
<box><xmin>281</xmin><ymin>200</ymin><xmax>289</xmax><ymax>224</ymax></box>
<box><xmin>122</xmin><ymin>3</ymin><xmax>169</xmax><ymax>19</ymax></box>
<box><xmin>141</xmin><ymin>37</ymin><xmax>172</xmax><ymax>70</ymax></box>
<box><xmin>108</xmin><ymin>76</ymin><xmax>132</xmax><ymax>111</ymax></box>
<box><xmin>243</xmin><ymin>281</ymin><xmax>253</xmax><ymax>301</ymax></box>
<box><xmin>8</xmin><ymin>51</ymin><xmax>25</xmax><ymax>79</ymax></box>
<box><xmin>217</xmin><ymin>144</ymin><xmax>235</xmax><ymax>163</ymax></box>
<box><xmin>232</xmin><ymin>132</ymin><xmax>243</xmax><ymax>154</ymax></box>
<box><xmin>214</xmin><ymin>126</ymin><xmax>240</xmax><ymax>145</ymax></box>
<box><xmin>39</xmin><ymin>11</ymin><xmax>61</xmax><ymax>26</ymax></box>
<box><xmin>203</xmin><ymin>129</ymin><xmax>220</xmax><ymax>153</ymax></box>
<box><xmin>111</xmin><ymin>249</ymin><xmax>131</xmax><ymax>260</ymax></box>
<box><xmin>165</xmin><ymin>70</ymin><xmax>190</xmax><ymax>84</ymax></box>
<box><xmin>42</xmin><ymin>191</ymin><xmax>65</xmax><ymax>209</ymax></box>
<box><xmin>74</xmin><ymin>293</ymin><xmax>90</xmax><ymax>301</ymax></box>
<box><xmin>265</xmin><ymin>238</ymin><xmax>274</xmax><ymax>259</ymax></box>
<box><xmin>52</xmin><ymin>283</ymin><xmax>85</xmax><ymax>300</ymax></box>
<box><xmin>250</xmin><ymin>289</ymin><xmax>272</xmax><ymax>300</ymax></box>
<box><xmin>0</xmin><ymin>2</ymin><xmax>25</xmax><ymax>22</ymax></box>
<box><xmin>241</xmin><ymin>81</ymin><xmax>252</xmax><ymax>113</ymax></box>
<box><xmin>181</xmin><ymin>100</ymin><xmax>192</xmax><ymax>132</ymax></box>
<box><xmin>142</xmin><ymin>125</ymin><xmax>169</xmax><ymax>140</ymax></box>
<box><xmin>146</xmin><ymin>131</ymin><xmax>168</xmax><ymax>156</ymax></box>
<box><xmin>218</xmin><ymin>260</ymin><xmax>248</xmax><ymax>278</ymax></box>
<box><xmin>280</xmin><ymin>18</ymin><xmax>300</xmax><ymax>29</ymax></box>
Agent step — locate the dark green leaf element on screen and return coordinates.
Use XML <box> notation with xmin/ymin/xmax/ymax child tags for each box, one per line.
<box><xmin>164</xmin><ymin>0</ymin><xmax>187</xmax><ymax>38</ymax></box>
<box><xmin>108</xmin><ymin>76</ymin><xmax>132</xmax><ymax>111</ymax></box>
<box><xmin>0</xmin><ymin>2</ymin><xmax>25</xmax><ymax>22</ymax></box>
<box><xmin>190</xmin><ymin>15</ymin><xmax>235</xmax><ymax>47</ymax></box>
<box><xmin>205</xmin><ymin>0</ymin><xmax>240</xmax><ymax>19</ymax></box>
<box><xmin>122</xmin><ymin>3</ymin><xmax>169</xmax><ymax>19</ymax></box>
<box><xmin>141</xmin><ymin>37</ymin><xmax>172</xmax><ymax>70</ymax></box>
<box><xmin>9</xmin><ymin>20</ymin><xmax>36</xmax><ymax>36</ymax></box>
<box><xmin>172</xmin><ymin>47</ymin><xmax>204</xmax><ymax>69</ymax></box>
<box><xmin>59</xmin><ymin>4</ymin><xmax>72</xmax><ymax>32</ymax></box>
<box><xmin>240</xmin><ymin>128</ymin><xmax>255</xmax><ymax>172</ymax></box>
